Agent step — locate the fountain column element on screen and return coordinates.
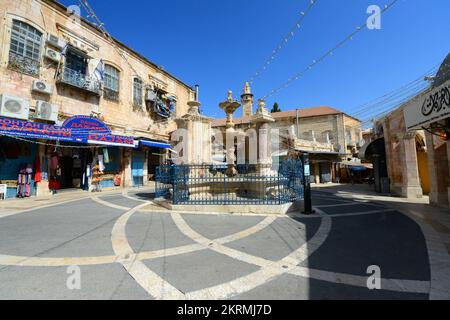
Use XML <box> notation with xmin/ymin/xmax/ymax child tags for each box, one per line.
<box><xmin>174</xmin><ymin>96</ymin><xmax>212</xmax><ymax>165</ymax></box>
<box><xmin>251</xmin><ymin>99</ymin><xmax>275</xmax><ymax>176</ymax></box>
<box><xmin>219</xmin><ymin>91</ymin><xmax>241</xmax><ymax>177</ymax></box>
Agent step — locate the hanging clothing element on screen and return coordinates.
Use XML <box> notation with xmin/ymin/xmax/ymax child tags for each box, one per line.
<box><xmin>34</xmin><ymin>155</ymin><xmax>42</xmax><ymax>183</ymax></box>
<box><xmin>50</xmin><ymin>154</ymin><xmax>59</xmax><ymax>170</ymax></box>
<box><xmin>103</xmin><ymin>148</ymin><xmax>110</xmax><ymax>164</ymax></box>
<box><xmin>98</xmin><ymin>155</ymin><xmax>105</xmax><ymax>173</ymax></box>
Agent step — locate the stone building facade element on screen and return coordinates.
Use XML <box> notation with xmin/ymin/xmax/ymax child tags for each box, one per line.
<box><xmin>360</xmin><ymin>53</ymin><xmax>450</xmax><ymax>208</ymax></box>
<box><xmin>212</xmin><ymin>83</ymin><xmax>363</xmax><ymax>184</ymax></box>
<box><xmin>0</xmin><ymin>0</ymin><xmax>194</xmax><ymax>198</ymax></box>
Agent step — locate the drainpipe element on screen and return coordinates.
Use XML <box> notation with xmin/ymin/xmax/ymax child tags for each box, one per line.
<box><xmin>296</xmin><ymin>109</ymin><xmax>299</xmax><ymax>139</ymax></box>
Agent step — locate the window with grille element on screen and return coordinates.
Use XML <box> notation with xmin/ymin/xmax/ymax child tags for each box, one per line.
<box><xmin>133</xmin><ymin>78</ymin><xmax>143</xmax><ymax>108</ymax></box>
<box><xmin>104</xmin><ymin>64</ymin><xmax>120</xmax><ymax>101</ymax></box>
<box><xmin>8</xmin><ymin>20</ymin><xmax>42</xmax><ymax>76</ymax></box>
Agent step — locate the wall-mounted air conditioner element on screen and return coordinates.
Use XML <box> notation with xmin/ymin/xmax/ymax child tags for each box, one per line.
<box><xmin>32</xmin><ymin>80</ymin><xmax>53</xmax><ymax>95</ymax></box>
<box><xmin>46</xmin><ymin>34</ymin><xmax>66</xmax><ymax>50</ymax></box>
<box><xmin>34</xmin><ymin>101</ymin><xmax>59</xmax><ymax>123</ymax></box>
<box><xmin>0</xmin><ymin>94</ymin><xmax>30</xmax><ymax>120</ymax></box>
<box><xmin>145</xmin><ymin>90</ymin><xmax>157</xmax><ymax>102</ymax></box>
<box><xmin>45</xmin><ymin>48</ymin><xmax>61</xmax><ymax>62</ymax></box>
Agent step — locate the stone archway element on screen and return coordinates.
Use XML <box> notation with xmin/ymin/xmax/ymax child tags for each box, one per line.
<box><xmin>415</xmin><ymin>132</ymin><xmax>430</xmax><ymax>195</ymax></box>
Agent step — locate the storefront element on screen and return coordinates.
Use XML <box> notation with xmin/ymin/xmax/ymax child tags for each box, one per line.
<box><xmin>0</xmin><ymin>136</ymin><xmax>38</xmax><ymax>199</ymax></box>
<box><xmin>403</xmin><ymin>54</ymin><xmax>450</xmax><ymax>207</ymax></box>
<box><xmin>0</xmin><ymin>115</ymin><xmax>135</xmax><ymax>199</ymax></box>
<box><xmin>134</xmin><ymin>139</ymin><xmax>171</xmax><ymax>185</ymax></box>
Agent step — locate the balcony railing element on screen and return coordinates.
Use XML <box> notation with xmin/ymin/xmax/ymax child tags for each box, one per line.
<box><xmin>57</xmin><ymin>67</ymin><xmax>102</xmax><ymax>95</ymax></box>
<box><xmin>103</xmin><ymin>87</ymin><xmax>120</xmax><ymax>102</ymax></box>
<box><xmin>8</xmin><ymin>52</ymin><xmax>40</xmax><ymax>77</ymax></box>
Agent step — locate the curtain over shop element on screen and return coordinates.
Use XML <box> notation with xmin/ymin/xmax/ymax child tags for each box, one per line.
<box><xmin>0</xmin><ymin>115</ymin><xmax>136</xmax><ymax>148</ymax></box>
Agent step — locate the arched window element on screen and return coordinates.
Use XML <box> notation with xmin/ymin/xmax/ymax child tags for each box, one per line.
<box><xmin>8</xmin><ymin>20</ymin><xmax>43</xmax><ymax>76</ymax></box>
<box><xmin>103</xmin><ymin>64</ymin><xmax>120</xmax><ymax>101</ymax></box>
<box><xmin>133</xmin><ymin>78</ymin><xmax>143</xmax><ymax>108</ymax></box>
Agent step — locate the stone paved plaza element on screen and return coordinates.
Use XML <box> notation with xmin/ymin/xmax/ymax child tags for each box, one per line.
<box><xmin>0</xmin><ymin>187</ymin><xmax>449</xmax><ymax>300</ymax></box>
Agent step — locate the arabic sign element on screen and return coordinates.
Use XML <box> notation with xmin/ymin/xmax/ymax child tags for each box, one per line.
<box><xmin>404</xmin><ymin>81</ymin><xmax>450</xmax><ymax>131</ymax></box>
<box><xmin>0</xmin><ymin>116</ymin><xmax>135</xmax><ymax>148</ymax></box>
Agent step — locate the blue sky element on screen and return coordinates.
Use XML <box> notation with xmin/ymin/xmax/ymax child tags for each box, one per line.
<box><xmin>60</xmin><ymin>0</ymin><xmax>449</xmax><ymax>120</ymax></box>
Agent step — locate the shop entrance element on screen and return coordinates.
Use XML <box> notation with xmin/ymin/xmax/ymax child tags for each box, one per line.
<box><xmin>148</xmin><ymin>147</ymin><xmax>164</xmax><ymax>181</ymax></box>
<box><xmin>132</xmin><ymin>151</ymin><xmax>145</xmax><ymax>187</ymax></box>
<box><xmin>48</xmin><ymin>145</ymin><xmax>93</xmax><ymax>192</ymax></box>
<box><xmin>59</xmin><ymin>155</ymin><xmax>74</xmax><ymax>189</ymax></box>
<box><xmin>319</xmin><ymin>162</ymin><xmax>332</xmax><ymax>183</ymax></box>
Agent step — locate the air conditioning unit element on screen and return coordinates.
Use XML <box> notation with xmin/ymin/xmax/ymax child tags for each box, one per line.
<box><xmin>32</xmin><ymin>80</ymin><xmax>53</xmax><ymax>95</ymax></box>
<box><xmin>45</xmin><ymin>48</ymin><xmax>61</xmax><ymax>62</ymax></box>
<box><xmin>145</xmin><ymin>90</ymin><xmax>157</xmax><ymax>102</ymax></box>
<box><xmin>0</xmin><ymin>94</ymin><xmax>30</xmax><ymax>120</ymax></box>
<box><xmin>35</xmin><ymin>101</ymin><xmax>59</xmax><ymax>122</ymax></box>
<box><xmin>46</xmin><ymin>34</ymin><xmax>66</xmax><ymax>50</ymax></box>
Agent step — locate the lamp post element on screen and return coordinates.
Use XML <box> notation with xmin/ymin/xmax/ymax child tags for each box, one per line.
<box><xmin>302</xmin><ymin>152</ymin><xmax>314</xmax><ymax>215</ymax></box>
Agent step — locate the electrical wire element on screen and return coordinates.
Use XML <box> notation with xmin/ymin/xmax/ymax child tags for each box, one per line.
<box><xmin>262</xmin><ymin>0</ymin><xmax>399</xmax><ymax>100</ymax></box>
<box><xmin>248</xmin><ymin>0</ymin><xmax>318</xmax><ymax>85</ymax></box>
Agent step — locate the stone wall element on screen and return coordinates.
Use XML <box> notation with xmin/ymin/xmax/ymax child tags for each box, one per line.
<box><xmin>0</xmin><ymin>0</ymin><xmax>194</xmax><ymax>140</ymax></box>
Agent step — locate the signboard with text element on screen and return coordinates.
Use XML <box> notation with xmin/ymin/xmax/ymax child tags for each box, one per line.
<box><xmin>0</xmin><ymin>116</ymin><xmax>135</xmax><ymax>148</ymax></box>
<box><xmin>404</xmin><ymin>80</ymin><xmax>450</xmax><ymax>131</ymax></box>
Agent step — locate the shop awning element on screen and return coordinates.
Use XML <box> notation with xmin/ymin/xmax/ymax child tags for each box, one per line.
<box><xmin>139</xmin><ymin>139</ymin><xmax>171</xmax><ymax>149</ymax></box>
<box><xmin>0</xmin><ymin>116</ymin><xmax>136</xmax><ymax>148</ymax></box>
<box><xmin>359</xmin><ymin>138</ymin><xmax>385</xmax><ymax>161</ymax></box>
<box><xmin>339</xmin><ymin>161</ymin><xmax>373</xmax><ymax>171</ymax></box>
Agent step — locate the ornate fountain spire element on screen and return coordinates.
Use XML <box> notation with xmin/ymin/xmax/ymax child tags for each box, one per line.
<box><xmin>241</xmin><ymin>82</ymin><xmax>254</xmax><ymax>117</ymax></box>
<box><xmin>220</xmin><ymin>90</ymin><xmax>241</xmax><ymax>129</ymax></box>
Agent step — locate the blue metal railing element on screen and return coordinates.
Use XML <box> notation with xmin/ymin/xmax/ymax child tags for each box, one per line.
<box><xmin>57</xmin><ymin>67</ymin><xmax>102</xmax><ymax>95</ymax></box>
<box><xmin>155</xmin><ymin>161</ymin><xmax>304</xmax><ymax>205</ymax></box>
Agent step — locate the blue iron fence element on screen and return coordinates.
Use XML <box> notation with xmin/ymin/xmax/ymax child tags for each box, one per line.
<box><xmin>155</xmin><ymin>160</ymin><xmax>304</xmax><ymax>205</ymax></box>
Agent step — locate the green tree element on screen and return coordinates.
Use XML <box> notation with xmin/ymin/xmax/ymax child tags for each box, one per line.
<box><xmin>271</xmin><ymin>102</ymin><xmax>281</xmax><ymax>113</ymax></box>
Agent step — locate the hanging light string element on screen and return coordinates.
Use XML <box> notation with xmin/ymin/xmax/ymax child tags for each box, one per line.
<box><xmin>262</xmin><ymin>0</ymin><xmax>399</xmax><ymax>100</ymax></box>
<box><xmin>248</xmin><ymin>0</ymin><xmax>318</xmax><ymax>85</ymax></box>
<box><xmin>77</xmin><ymin>0</ymin><xmax>144</xmax><ymax>81</ymax></box>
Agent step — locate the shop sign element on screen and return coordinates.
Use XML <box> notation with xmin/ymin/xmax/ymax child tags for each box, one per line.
<box><xmin>0</xmin><ymin>116</ymin><xmax>136</xmax><ymax>148</ymax></box>
<box><xmin>0</xmin><ymin>117</ymin><xmax>73</xmax><ymax>141</ymax></box>
<box><xmin>404</xmin><ymin>80</ymin><xmax>450</xmax><ymax>131</ymax></box>
<box><xmin>62</xmin><ymin>115</ymin><xmax>111</xmax><ymax>134</ymax></box>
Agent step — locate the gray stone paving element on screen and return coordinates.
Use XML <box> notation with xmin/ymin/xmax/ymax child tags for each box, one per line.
<box><xmin>0</xmin><ymin>188</ymin><xmax>448</xmax><ymax>300</ymax></box>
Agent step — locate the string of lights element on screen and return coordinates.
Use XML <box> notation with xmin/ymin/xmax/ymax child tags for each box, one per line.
<box><xmin>262</xmin><ymin>0</ymin><xmax>399</xmax><ymax>100</ymax></box>
<box><xmin>77</xmin><ymin>0</ymin><xmax>144</xmax><ymax>80</ymax></box>
<box><xmin>248</xmin><ymin>0</ymin><xmax>318</xmax><ymax>85</ymax></box>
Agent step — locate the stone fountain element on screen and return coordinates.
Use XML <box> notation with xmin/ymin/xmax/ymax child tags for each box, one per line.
<box><xmin>219</xmin><ymin>91</ymin><xmax>241</xmax><ymax>176</ymax></box>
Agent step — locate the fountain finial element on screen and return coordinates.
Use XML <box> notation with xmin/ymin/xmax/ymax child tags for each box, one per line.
<box><xmin>257</xmin><ymin>99</ymin><xmax>267</xmax><ymax>113</ymax></box>
<box><xmin>227</xmin><ymin>90</ymin><xmax>233</xmax><ymax>102</ymax></box>
<box><xmin>243</xmin><ymin>82</ymin><xmax>251</xmax><ymax>94</ymax></box>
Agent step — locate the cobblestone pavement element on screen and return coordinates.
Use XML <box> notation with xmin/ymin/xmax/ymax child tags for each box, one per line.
<box><xmin>0</xmin><ymin>186</ymin><xmax>449</xmax><ymax>300</ymax></box>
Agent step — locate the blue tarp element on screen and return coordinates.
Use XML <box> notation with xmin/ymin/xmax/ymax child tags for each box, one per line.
<box><xmin>139</xmin><ymin>139</ymin><xmax>171</xmax><ymax>149</ymax></box>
